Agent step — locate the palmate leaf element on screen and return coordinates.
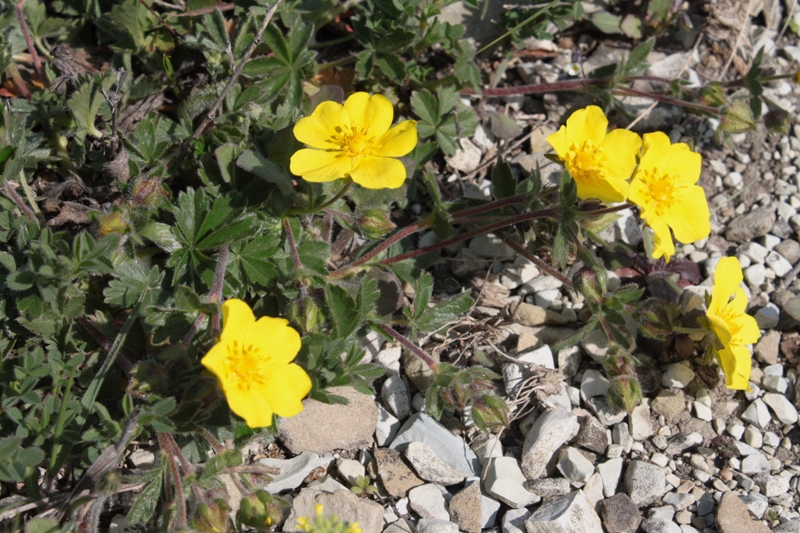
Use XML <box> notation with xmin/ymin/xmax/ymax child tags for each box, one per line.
<box><xmin>415</xmin><ymin>292</ymin><xmax>473</xmax><ymax>332</ymax></box>
<box><xmin>104</xmin><ymin>261</ymin><xmax>166</xmax><ymax>308</ymax></box>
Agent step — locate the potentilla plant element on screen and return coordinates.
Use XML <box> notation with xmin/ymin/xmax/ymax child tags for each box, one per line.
<box><xmin>0</xmin><ymin>1</ymin><xmax>790</xmax><ymax>530</ymax></box>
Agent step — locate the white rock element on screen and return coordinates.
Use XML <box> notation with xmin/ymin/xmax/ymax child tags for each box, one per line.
<box><xmin>738</xmin><ymin>242</ymin><xmax>770</xmax><ymax>264</ymax></box>
<box><xmin>662</xmin><ymin>362</ymin><xmax>695</xmax><ymax>388</ymax></box>
<box><xmin>694</xmin><ymin>401</ymin><xmax>712</xmax><ymax>421</ymax></box>
<box><xmin>741</xmin><ymin>399</ymin><xmax>771</xmax><ymax>429</ymax></box>
<box><xmin>484</xmin><ymin>457</ymin><xmax>540</xmax><ymax>508</ymax></box>
<box><xmin>597</xmin><ymin>457</ymin><xmax>623</xmax><ymax>497</ymax></box>
<box><xmin>129</xmin><ymin>449</ymin><xmax>155</xmax><ymax>468</ymax></box>
<box><xmin>767</xmin><ymin>251</ymin><xmax>793</xmax><ymax>277</ymax></box>
<box><xmin>580</xmin><ymin>329</ymin><xmax>609</xmax><ymax>365</ymax></box>
<box><xmin>583</xmin><ymin>472</ymin><xmax>604</xmax><ymax>507</ymax></box>
<box><xmin>642</xmin><ymin>518</ymin><xmax>682</xmax><ymax>533</ymax></box>
<box><xmin>382</xmin><ymin>375</ymin><xmax>410</xmax><ymax>419</ymax></box>
<box><xmin>445</xmin><ymin>137</ymin><xmax>481</xmax><ymax>173</ymax></box>
<box><xmin>744</xmin><ymin>264</ymin><xmax>767</xmax><ymax>286</ymax></box>
<box><xmin>755</xmin><ymin>303</ymin><xmax>780</xmax><ymax>329</ymax></box>
<box><xmin>743</xmin><ymin>425</ymin><xmax>762</xmax><ymax>449</ymax></box>
<box><xmin>763</xmin><ymin>375</ymin><xmax>788</xmax><ymax>393</ymax></box>
<box><xmin>416</xmin><ymin>519</ymin><xmax>458</xmax><ymax>533</ymax></box>
<box><xmin>525</xmin><ymin>490</ymin><xmax>602</xmax><ymax>533</ymax></box>
<box><xmin>625</xmin><ymin>461</ymin><xmax>666</xmax><ymax>507</ymax></box>
<box><xmin>741</xmin><ymin>453</ymin><xmax>771</xmax><ymax>474</ymax></box>
<box><xmin>757</xmin><ymin>475</ymin><xmax>790</xmax><ymax>497</ymax></box>
<box><xmin>630</xmin><ymin>404</ymin><xmax>655</xmax><ymax>441</ymax></box>
<box><xmin>580</xmin><ymin>369</ymin><xmax>610</xmax><ymax>402</ymax></box>
<box><xmin>521</xmin><ymin>406</ymin><xmax>580</xmax><ymax>480</ymax></box>
<box><xmin>501</xmin><ymin>508</ymin><xmax>531</xmax><ymax>533</ymax></box>
<box><xmin>557</xmin><ymin>447</ymin><xmax>595</xmax><ymax>484</ymax></box>
<box><xmin>376</xmin><ymin>404</ymin><xmax>402</xmax><ymax>446</ymax></box>
<box><xmin>481</xmin><ymin>493</ymin><xmax>502</xmax><ymax>528</ymax></box>
<box><xmin>468</xmin><ymin>233</ymin><xmax>515</xmax><ymax>260</ymax></box>
<box><xmin>762</xmin><ymin>392</ymin><xmax>799</xmax><ymax>424</ymax></box>
<box><xmin>391</xmin><ymin>414</ymin><xmax>480</xmax><ymax>477</ymax></box>
<box><xmin>405</xmin><ymin>441</ymin><xmax>466</xmax><ymax>486</ymax></box>
<box><xmin>337</xmin><ymin>458</ymin><xmax>366</xmax><ymax>485</ymax></box>
<box><xmin>259</xmin><ymin>451</ymin><xmax>335</xmax><ymax>493</ymax></box>
<box><xmin>503</xmin><ymin>345</ymin><xmax>555</xmax><ymax>396</ymax></box>
<box><xmin>408</xmin><ymin>484</ymin><xmax>449</xmax><ymax>520</ymax></box>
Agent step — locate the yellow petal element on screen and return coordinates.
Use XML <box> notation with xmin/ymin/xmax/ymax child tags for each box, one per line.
<box><xmin>225</xmin><ymin>384</ymin><xmax>274</xmax><ymax>428</ymax></box>
<box><xmin>294</xmin><ymin>101</ymin><xmax>349</xmax><ymax>149</ymax></box>
<box><xmin>711</xmin><ymin>257</ymin><xmax>743</xmax><ymax>306</ymax></box>
<box><xmin>565</xmin><ymin>105</ymin><xmax>608</xmax><ymax>147</ymax></box>
<box><xmin>599</xmin><ymin>128</ymin><xmax>641</xmax><ymax>182</ymax></box>
<box><xmin>375</xmin><ymin>120</ymin><xmax>418</xmax><ymax>157</ymax></box>
<box><xmin>731</xmin><ymin>313</ymin><xmax>762</xmax><ymax>345</ymax></box>
<box><xmin>245</xmin><ymin>316</ymin><xmax>302</xmax><ymax>366</ymax></box>
<box><xmin>261</xmin><ymin>363</ymin><xmax>312</xmax><ymax>417</ymax></box>
<box><xmin>546</xmin><ymin>126</ymin><xmax>568</xmax><ymax>159</ymax></box>
<box><xmin>649</xmin><ymin>218</ymin><xmax>675</xmax><ymax>262</ymax></box>
<box><xmin>220</xmin><ymin>299</ymin><xmax>255</xmax><ymax>345</ymax></box>
<box><xmin>574</xmin><ymin>174</ymin><xmax>629</xmax><ymax>203</ymax></box>
<box><xmin>707</xmin><ymin>311</ymin><xmax>733</xmax><ymax>346</ymax></box>
<box><xmin>290</xmin><ymin>149</ymin><xmax>353</xmax><ymax>183</ymax></box>
<box><xmin>717</xmin><ymin>345</ymin><xmax>752</xmax><ymax>390</ymax></box>
<box><xmin>663</xmin><ymin>185</ymin><xmax>710</xmax><ymax>244</ymax></box>
<box><xmin>667</xmin><ymin>143</ymin><xmax>702</xmax><ymax>185</ymax></box>
<box><xmin>200</xmin><ymin>341</ymin><xmax>229</xmax><ymax>379</ymax></box>
<box><xmin>640</xmin><ymin>132</ymin><xmax>672</xmax><ymax>171</ymax></box>
<box><xmin>728</xmin><ymin>287</ymin><xmax>750</xmax><ymax>315</ymax></box>
<box><xmin>349</xmin><ymin>156</ymin><xmax>407</xmax><ymax>189</ymax></box>
<box><xmin>343</xmin><ymin>92</ymin><xmax>393</xmax><ymax>139</ymax></box>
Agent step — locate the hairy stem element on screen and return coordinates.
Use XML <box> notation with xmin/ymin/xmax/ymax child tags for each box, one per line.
<box><xmin>376</xmin><ymin>323</ymin><xmax>438</xmax><ymax>371</ymax></box>
<box><xmin>380</xmin><ymin>208</ymin><xmax>557</xmax><ymax>266</ymax></box>
<box><xmin>15</xmin><ymin>1</ymin><xmax>45</xmax><ymax>85</ymax></box>
<box><xmin>158</xmin><ymin>433</ymin><xmax>188</xmax><ymax>528</ymax></box>
<box><xmin>499</xmin><ymin>234</ymin><xmax>573</xmax><ymax>288</ymax></box>
<box><xmin>289</xmin><ymin>179</ymin><xmax>352</xmax><ymax>215</ymax></box>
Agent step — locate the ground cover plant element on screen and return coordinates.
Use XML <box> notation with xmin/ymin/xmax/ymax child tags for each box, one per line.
<box><xmin>0</xmin><ymin>0</ymin><xmax>796</xmax><ymax>531</ymax></box>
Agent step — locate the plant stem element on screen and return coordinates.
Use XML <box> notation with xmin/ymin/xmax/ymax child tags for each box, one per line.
<box><xmin>2</xmin><ymin>181</ymin><xmax>37</xmax><ymax>221</ymax></box>
<box><xmin>580</xmin><ymin>202</ymin><xmax>635</xmax><ymax>217</ymax></box>
<box><xmin>375</xmin><ymin>323</ymin><xmax>438</xmax><ymax>371</ymax></box>
<box><xmin>197</xmin><ymin>427</ymin><xmax>227</xmax><ymax>454</ymax></box>
<box><xmin>381</xmin><ymin>208</ymin><xmax>556</xmax><ymax>266</ymax></box>
<box><xmin>500</xmin><ymin>234</ymin><xmax>573</xmax><ymax>288</ymax></box>
<box><xmin>328</xmin><ymin>213</ymin><xmax>436</xmax><ymax>279</ymax></box>
<box><xmin>309</xmin><ymin>33</ymin><xmax>356</xmax><ymax>49</ymax></box>
<box><xmin>317</xmin><ymin>55</ymin><xmax>358</xmax><ymax>71</ymax></box>
<box><xmin>178</xmin><ymin>0</ymin><xmax>283</xmax><ymax>165</ymax></box>
<box><xmin>289</xmin><ymin>179</ymin><xmax>352</xmax><ymax>215</ymax></box>
<box><xmin>449</xmin><ymin>194</ymin><xmax>529</xmax><ymax>218</ymax></box>
<box><xmin>158</xmin><ymin>433</ymin><xmax>187</xmax><ymax>529</ymax></box>
<box><xmin>15</xmin><ymin>0</ymin><xmax>45</xmax><ymax>85</ymax></box>
<box><xmin>612</xmin><ymin>86</ymin><xmax>720</xmax><ymax>115</ymax></box>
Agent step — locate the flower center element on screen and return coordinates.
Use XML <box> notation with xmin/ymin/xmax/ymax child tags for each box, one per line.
<box><xmin>638</xmin><ymin>168</ymin><xmax>681</xmax><ymax>216</ymax></box>
<box><xmin>339</xmin><ymin>126</ymin><xmax>376</xmax><ymax>157</ymax></box>
<box><xmin>565</xmin><ymin>141</ymin><xmax>604</xmax><ymax>182</ymax></box>
<box><xmin>224</xmin><ymin>340</ymin><xmax>269</xmax><ymax>391</ymax></box>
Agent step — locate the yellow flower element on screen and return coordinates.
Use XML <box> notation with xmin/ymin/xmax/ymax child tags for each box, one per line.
<box><xmin>628</xmin><ymin>132</ymin><xmax>710</xmax><ymax>262</ymax></box>
<box><xmin>290</xmin><ymin>92</ymin><xmax>418</xmax><ymax>190</ymax></box>
<box><xmin>706</xmin><ymin>257</ymin><xmax>761</xmax><ymax>390</ymax></box>
<box><xmin>201</xmin><ymin>299</ymin><xmax>311</xmax><ymax>428</ymax></box>
<box><xmin>546</xmin><ymin>105</ymin><xmax>642</xmax><ymax>203</ymax></box>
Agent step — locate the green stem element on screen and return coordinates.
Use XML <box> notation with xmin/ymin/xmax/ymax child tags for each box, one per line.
<box><xmin>477</xmin><ymin>0</ymin><xmax>561</xmax><ymax>54</ymax></box>
<box><xmin>317</xmin><ymin>55</ymin><xmax>358</xmax><ymax>71</ymax></box>
<box><xmin>309</xmin><ymin>33</ymin><xmax>357</xmax><ymax>49</ymax></box>
<box><xmin>612</xmin><ymin>86</ymin><xmax>720</xmax><ymax>115</ymax></box>
<box><xmin>289</xmin><ymin>179</ymin><xmax>352</xmax><ymax>215</ymax></box>
<box><xmin>18</xmin><ymin>169</ymin><xmax>40</xmax><ymax>215</ymax></box>
<box><xmin>580</xmin><ymin>202</ymin><xmax>635</xmax><ymax>217</ymax></box>
<box><xmin>673</xmin><ymin>326</ymin><xmax>708</xmax><ymax>336</ymax></box>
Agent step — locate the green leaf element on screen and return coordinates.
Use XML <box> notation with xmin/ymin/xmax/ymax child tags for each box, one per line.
<box><xmin>104</xmin><ymin>262</ymin><xmax>165</xmax><ymax>308</ymax></box>
<box><xmin>236</xmin><ymin>150</ymin><xmax>294</xmax><ymax>196</ymax></box>
<box><xmin>410</xmin><ymin>89</ymin><xmax>439</xmax><ymax>125</ymax></box>
<box><xmin>625</xmin><ymin>37</ymin><xmax>655</xmax><ymax>75</ymax></box>
<box><xmin>413</xmin><ymin>272</ymin><xmax>433</xmax><ymax>319</ymax></box>
<box><xmin>590</xmin><ymin>11</ymin><xmax>622</xmax><ymax>34</ymax></box>
<box><xmin>5</xmin><ymin>270</ymin><xmax>36</xmax><ymax>291</ymax></box>
<box><xmin>326</xmin><ymin>285</ymin><xmax>360</xmax><ymax>339</ymax></box>
<box><xmin>620</xmin><ymin>15</ymin><xmax>642</xmax><ymax>39</ymax></box>
<box><xmin>24</xmin><ymin>517</ymin><xmax>60</xmax><ymax>533</ymax></box>
<box><xmin>490</xmin><ymin>113</ymin><xmax>523</xmax><ymax>140</ymax></box>
<box><xmin>237</xmin><ymin>235</ymin><xmax>280</xmax><ymax>285</ymax></box>
<box><xmin>415</xmin><ymin>293</ymin><xmax>473</xmax><ymax>332</ymax></box>
<box><xmin>139</xmin><ymin>222</ymin><xmax>181</xmax><ymax>252</ymax></box>
<box><xmin>67</xmin><ymin>77</ymin><xmax>108</xmax><ymax>138</ymax></box>
<box><xmin>128</xmin><ymin>470</ymin><xmax>163</xmax><ymax>525</ymax></box>
<box><xmin>491</xmin><ymin>157</ymin><xmax>516</xmax><ymax>199</ymax></box>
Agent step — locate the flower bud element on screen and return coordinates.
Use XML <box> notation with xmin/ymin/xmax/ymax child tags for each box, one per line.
<box><xmin>237</xmin><ymin>490</ymin><xmax>285</xmax><ymax>531</ymax></box>
<box><xmin>191</xmin><ymin>499</ymin><xmax>231</xmax><ymax>533</ymax></box>
<box><xmin>637</xmin><ymin>298</ymin><xmax>676</xmax><ymax>341</ymax></box>
<box><xmin>359</xmin><ymin>209</ymin><xmax>395</xmax><ymax>239</ymax></box>
<box><xmin>719</xmin><ymin>99</ymin><xmax>756</xmax><ymax>134</ymax></box>
<box><xmin>96</xmin><ymin>208</ymin><xmax>129</xmax><ymax>237</ymax></box>
<box><xmin>607</xmin><ymin>376</ymin><xmax>642</xmax><ymax>413</ymax></box>
<box><xmin>697</xmin><ymin>84</ymin><xmax>726</xmax><ymax>107</ymax></box>
<box><xmin>573</xmin><ymin>267</ymin><xmax>607</xmax><ymax>305</ymax></box>
<box><xmin>131</xmin><ymin>175</ymin><xmax>168</xmax><ymax>207</ymax></box>
<box><xmin>603</xmin><ymin>345</ymin><xmax>638</xmax><ymax>379</ymax></box>
<box><xmin>764</xmin><ymin>108</ymin><xmax>790</xmax><ymax>135</ymax></box>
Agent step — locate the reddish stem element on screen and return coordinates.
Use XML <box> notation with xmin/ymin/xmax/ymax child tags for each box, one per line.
<box><xmin>15</xmin><ymin>0</ymin><xmax>45</xmax><ymax>85</ymax></box>
<box><xmin>375</xmin><ymin>323</ymin><xmax>438</xmax><ymax>371</ymax></box>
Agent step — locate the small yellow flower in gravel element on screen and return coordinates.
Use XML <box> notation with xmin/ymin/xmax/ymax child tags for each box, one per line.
<box><xmin>547</xmin><ymin>105</ymin><xmax>642</xmax><ymax>203</ymax></box>
<box><xmin>628</xmin><ymin>131</ymin><xmax>710</xmax><ymax>262</ymax></box>
<box><xmin>706</xmin><ymin>257</ymin><xmax>761</xmax><ymax>390</ymax></box>
<box><xmin>290</xmin><ymin>92</ymin><xmax>418</xmax><ymax>190</ymax></box>
<box><xmin>201</xmin><ymin>299</ymin><xmax>311</xmax><ymax>428</ymax></box>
